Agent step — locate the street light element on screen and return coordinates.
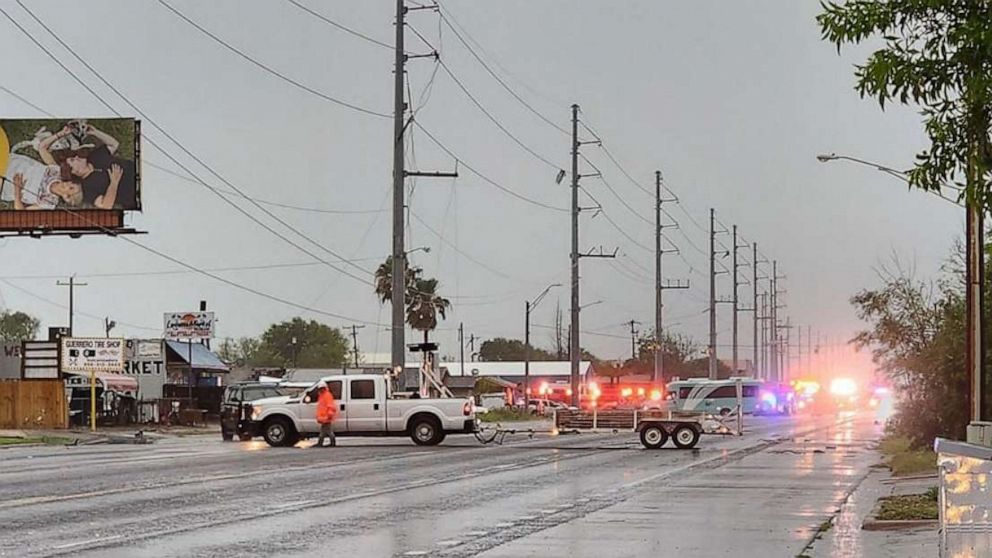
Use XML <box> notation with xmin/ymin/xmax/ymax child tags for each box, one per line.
<box><xmin>817</xmin><ymin>151</ymin><xmax>986</xmax><ymax>432</ymax></box>
<box><xmin>816</xmin><ymin>152</ymin><xmax>963</xmax><ymax>206</ymax></box>
<box><xmin>525</xmin><ymin>283</ymin><xmax>562</xmax><ymax>410</ymax></box>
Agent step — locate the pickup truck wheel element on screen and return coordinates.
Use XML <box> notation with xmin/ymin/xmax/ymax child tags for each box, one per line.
<box><xmin>672</xmin><ymin>424</ymin><xmax>700</xmax><ymax>449</ymax></box>
<box><xmin>639</xmin><ymin>424</ymin><xmax>668</xmax><ymax>449</ymax></box>
<box><xmin>410</xmin><ymin>416</ymin><xmax>443</xmax><ymax>446</ymax></box>
<box><xmin>263</xmin><ymin>417</ymin><xmax>296</xmax><ymax>447</ymax></box>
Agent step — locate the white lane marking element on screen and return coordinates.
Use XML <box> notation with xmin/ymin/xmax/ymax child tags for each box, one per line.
<box><xmin>518</xmin><ymin>515</ymin><xmax>537</xmax><ymax>521</ymax></box>
<box><xmin>464</xmin><ymin>531</ymin><xmax>488</xmax><ymax>536</ymax></box>
<box><xmin>403</xmin><ymin>551</ymin><xmax>428</xmax><ymax>556</ymax></box>
<box><xmin>268</xmin><ymin>500</ymin><xmax>313</xmax><ymax>510</ymax></box>
<box><xmin>540</xmin><ymin>509</ymin><xmax>558</xmax><ymax>515</ymax></box>
<box><xmin>438</xmin><ymin>540</ymin><xmax>461</xmax><ymax>547</ymax></box>
<box><xmin>495</xmin><ymin>522</ymin><xmax>515</xmax><ymax>528</ymax></box>
<box><xmin>53</xmin><ymin>535</ymin><xmax>123</xmax><ymax>550</ymax></box>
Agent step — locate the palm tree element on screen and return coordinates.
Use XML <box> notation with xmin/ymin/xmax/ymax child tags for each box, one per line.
<box><xmin>373</xmin><ymin>256</ymin><xmax>450</xmax><ymax>342</ymax></box>
<box><xmin>373</xmin><ymin>256</ymin><xmax>419</xmax><ymax>303</ymax></box>
<box><xmin>405</xmin><ymin>277</ymin><xmax>451</xmax><ymax>343</ymax></box>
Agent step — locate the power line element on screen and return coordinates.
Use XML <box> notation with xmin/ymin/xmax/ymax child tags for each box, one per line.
<box><xmin>409</xmin><ymin>211</ymin><xmax>534</xmax><ymax>283</ymax></box>
<box><xmin>146</xmin><ymin>159</ymin><xmax>386</xmax><ymax>215</ymax></box>
<box><xmin>283</xmin><ymin>0</ymin><xmax>393</xmax><ymax>50</ymax></box>
<box><xmin>0</xmin><ymin>279</ymin><xmax>161</xmax><ymax>332</ymax></box>
<box><xmin>436</xmin><ymin>3</ymin><xmax>569</xmax><ymax>136</ymax></box>
<box><xmin>438</xmin><ymin>59</ymin><xmax>563</xmax><ymax>171</ymax></box>
<box><xmin>413</xmin><ymin>121</ymin><xmax>568</xmax><ymax>213</ymax></box>
<box><xmin>156</xmin><ymin>0</ymin><xmax>389</xmax><ymax>118</ymax></box>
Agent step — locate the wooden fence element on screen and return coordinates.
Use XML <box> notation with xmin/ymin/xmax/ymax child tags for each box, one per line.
<box><xmin>0</xmin><ymin>379</ymin><xmax>67</xmax><ymax>429</ymax></box>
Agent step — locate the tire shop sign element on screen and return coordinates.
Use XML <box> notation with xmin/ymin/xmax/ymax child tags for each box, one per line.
<box><xmin>60</xmin><ymin>337</ymin><xmax>125</xmax><ymax>373</ymax></box>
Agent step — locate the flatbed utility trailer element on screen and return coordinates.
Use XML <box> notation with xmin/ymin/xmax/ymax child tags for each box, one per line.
<box><xmin>554</xmin><ymin>408</ymin><xmax>740</xmax><ymax>449</ymax></box>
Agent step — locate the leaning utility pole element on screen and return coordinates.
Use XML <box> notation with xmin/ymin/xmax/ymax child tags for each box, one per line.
<box><xmin>57</xmin><ymin>276</ymin><xmax>87</xmax><ymax>337</ymax></box>
<box><xmin>708</xmin><ymin>209</ymin><xmax>717</xmax><ymax>380</ymax></box>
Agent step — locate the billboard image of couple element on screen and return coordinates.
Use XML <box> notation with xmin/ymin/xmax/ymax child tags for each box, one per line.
<box><xmin>0</xmin><ymin>118</ymin><xmax>140</xmax><ymax>212</ymax></box>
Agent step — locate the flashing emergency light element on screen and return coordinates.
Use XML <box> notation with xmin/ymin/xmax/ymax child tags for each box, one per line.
<box><xmin>620</xmin><ymin>388</ymin><xmax>633</xmax><ymax>398</ymax></box>
<box><xmin>829</xmin><ymin>378</ymin><xmax>858</xmax><ymax>397</ymax></box>
<box><xmin>637</xmin><ymin>387</ymin><xmax>646</xmax><ymax>396</ymax></box>
<box><xmin>650</xmin><ymin>389</ymin><xmax>662</xmax><ymax>401</ymax></box>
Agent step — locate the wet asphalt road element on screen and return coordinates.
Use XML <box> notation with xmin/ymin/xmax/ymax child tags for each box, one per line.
<box><xmin>0</xmin><ymin>413</ymin><xmax>864</xmax><ymax>558</ymax></box>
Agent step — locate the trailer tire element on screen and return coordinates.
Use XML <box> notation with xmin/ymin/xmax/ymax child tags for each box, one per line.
<box><xmin>639</xmin><ymin>424</ymin><xmax>668</xmax><ymax>449</ymax></box>
<box><xmin>672</xmin><ymin>424</ymin><xmax>700</xmax><ymax>449</ymax></box>
<box><xmin>409</xmin><ymin>415</ymin><xmax>445</xmax><ymax>446</ymax></box>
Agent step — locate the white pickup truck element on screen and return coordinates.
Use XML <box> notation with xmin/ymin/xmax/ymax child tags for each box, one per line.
<box><xmin>247</xmin><ymin>374</ymin><xmax>478</xmax><ymax>447</ymax></box>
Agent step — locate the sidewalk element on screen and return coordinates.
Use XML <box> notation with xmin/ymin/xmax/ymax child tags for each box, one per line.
<box><xmin>808</xmin><ymin>467</ymin><xmax>938</xmax><ymax>558</ymax></box>
<box><xmin>479</xmin><ymin>417</ymin><xmax>885</xmax><ymax>558</ymax></box>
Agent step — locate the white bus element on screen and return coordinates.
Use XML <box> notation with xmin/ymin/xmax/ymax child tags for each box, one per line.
<box><xmin>667</xmin><ymin>378</ymin><xmax>761</xmax><ymax>415</ymax></box>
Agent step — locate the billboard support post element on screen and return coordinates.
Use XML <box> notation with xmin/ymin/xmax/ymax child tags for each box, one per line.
<box><xmin>188</xmin><ymin>338</ymin><xmax>193</xmax><ymax>413</ymax></box>
<box><xmin>90</xmin><ymin>369</ymin><xmax>96</xmax><ymax>432</ymax></box>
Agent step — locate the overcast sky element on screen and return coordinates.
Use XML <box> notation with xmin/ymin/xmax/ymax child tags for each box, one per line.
<box><xmin>0</xmin><ymin>1</ymin><xmax>962</xmax><ymax>372</ymax></box>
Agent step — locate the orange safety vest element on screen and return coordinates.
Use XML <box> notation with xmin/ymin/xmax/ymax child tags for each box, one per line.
<box><xmin>317</xmin><ymin>389</ymin><xmax>337</xmax><ymax>424</ymax></box>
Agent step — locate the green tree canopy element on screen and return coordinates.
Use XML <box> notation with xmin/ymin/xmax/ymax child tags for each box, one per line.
<box><xmin>374</xmin><ymin>258</ymin><xmax>451</xmax><ymax>342</ymax></box>
<box><xmin>0</xmin><ymin>310</ymin><xmax>39</xmax><ymax>342</ymax></box>
<box><xmin>478</xmin><ymin>337</ymin><xmax>557</xmax><ymax>362</ymax></box>
<box><xmin>818</xmin><ymin>1</ymin><xmax>992</xmax><ymax>207</ymax></box>
<box><xmin>252</xmin><ymin>318</ymin><xmax>349</xmax><ymax>368</ymax></box>
<box><xmin>851</xmin><ymin>260</ymin><xmax>972</xmax><ymax>447</ymax></box>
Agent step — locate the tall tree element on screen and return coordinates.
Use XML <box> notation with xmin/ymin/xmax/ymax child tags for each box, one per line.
<box><xmin>0</xmin><ymin>310</ymin><xmax>39</xmax><ymax>342</ymax></box>
<box><xmin>217</xmin><ymin>337</ymin><xmax>262</xmax><ymax>367</ymax></box>
<box><xmin>255</xmin><ymin>318</ymin><xmax>349</xmax><ymax>368</ymax></box>
<box><xmin>478</xmin><ymin>337</ymin><xmax>556</xmax><ymax>362</ymax></box>
<box><xmin>818</xmin><ymin>1</ymin><xmax>992</xmax><ymax>206</ymax></box>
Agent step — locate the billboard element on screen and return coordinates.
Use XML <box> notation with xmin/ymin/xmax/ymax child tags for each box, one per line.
<box><xmin>164</xmin><ymin>312</ymin><xmax>215</xmax><ymax>340</ymax></box>
<box><xmin>60</xmin><ymin>337</ymin><xmax>125</xmax><ymax>373</ymax></box>
<box><xmin>0</xmin><ymin>118</ymin><xmax>140</xmax><ymax>229</ymax></box>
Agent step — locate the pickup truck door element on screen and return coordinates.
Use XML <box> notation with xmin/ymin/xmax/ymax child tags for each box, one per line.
<box><xmin>300</xmin><ymin>380</ymin><xmax>344</xmax><ymax>433</ymax></box>
<box><xmin>346</xmin><ymin>378</ymin><xmax>386</xmax><ymax>433</ymax></box>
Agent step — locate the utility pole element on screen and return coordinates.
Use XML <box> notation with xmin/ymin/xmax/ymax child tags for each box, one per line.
<box><xmin>759</xmin><ymin>293</ymin><xmax>768</xmax><ymax>380</ymax></box>
<box><xmin>390</xmin><ymin>0</ymin><xmax>407</xmax><ymax>376</ymax></box>
<box><xmin>568</xmin><ymin>104</ymin><xmax>614</xmax><ymax>406</ymax></box>
<box><xmin>350</xmin><ymin>324</ymin><xmax>365</xmax><ymax>368</ymax></box>
<box><xmin>104</xmin><ymin>317</ymin><xmax>116</xmax><ymax>338</ymax></box>
<box><xmin>653</xmin><ymin>171</ymin><xmax>686</xmax><ymax>385</ymax></box>
<box><xmin>731</xmin><ymin>225</ymin><xmax>740</xmax><ymax>375</ymax></box>
<box><xmin>467</xmin><ymin>334</ymin><xmax>478</xmax><ymax>361</ymax></box>
<box><xmin>570</xmin><ymin>103</ymin><xmax>581</xmax><ymax>407</ymax></box>
<box><xmin>655</xmin><ymin>170</ymin><xmax>663</xmax><ymax>384</ymax></box>
<box><xmin>57</xmin><ymin>276</ymin><xmax>87</xmax><ymax>336</ymax></box>
<box><xmin>770</xmin><ymin>260</ymin><xmax>779</xmax><ymax>383</ymax></box>
<box><xmin>709</xmin><ymin>209</ymin><xmax>717</xmax><ymax>380</ymax></box>
<box><xmin>752</xmin><ymin>243</ymin><xmax>763</xmax><ymax>379</ymax></box>
<box><xmin>390</xmin><ymin>0</ymin><xmax>457</xmax><ymax>379</ymax></box>
<box><xmin>458</xmin><ymin>323</ymin><xmax>465</xmax><ymax>376</ymax></box>
<box><xmin>807</xmin><ymin>325</ymin><xmax>812</xmax><ymax>377</ymax></box>
<box><xmin>627</xmin><ymin>320</ymin><xmax>640</xmax><ymax>361</ymax></box>
<box><xmin>797</xmin><ymin>324</ymin><xmax>802</xmax><ymax>379</ymax></box>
